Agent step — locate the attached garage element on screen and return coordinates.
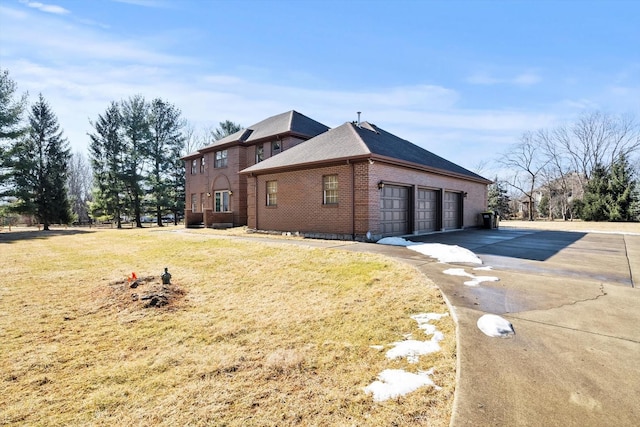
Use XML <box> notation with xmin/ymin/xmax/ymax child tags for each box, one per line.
<box><xmin>241</xmin><ymin>119</ymin><xmax>491</xmax><ymax>241</ymax></box>
<box><xmin>443</xmin><ymin>191</ymin><xmax>461</xmax><ymax>230</ymax></box>
<box><xmin>380</xmin><ymin>185</ymin><xmax>410</xmax><ymax>236</ymax></box>
<box><xmin>416</xmin><ymin>188</ymin><xmax>439</xmax><ymax>233</ymax></box>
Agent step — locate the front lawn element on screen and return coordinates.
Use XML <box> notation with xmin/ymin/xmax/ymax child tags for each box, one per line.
<box><xmin>0</xmin><ymin>228</ymin><xmax>456</xmax><ymax>426</ymax></box>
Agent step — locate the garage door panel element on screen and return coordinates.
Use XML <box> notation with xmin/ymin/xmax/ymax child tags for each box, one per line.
<box><xmin>416</xmin><ymin>188</ymin><xmax>438</xmax><ymax>233</ymax></box>
<box><xmin>444</xmin><ymin>191</ymin><xmax>460</xmax><ymax>230</ymax></box>
<box><xmin>380</xmin><ymin>185</ymin><xmax>410</xmax><ymax>236</ymax></box>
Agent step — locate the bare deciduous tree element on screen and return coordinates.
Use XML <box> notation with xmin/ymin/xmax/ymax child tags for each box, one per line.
<box><xmin>499</xmin><ymin>132</ymin><xmax>550</xmax><ymax>221</ymax></box>
<box><xmin>561</xmin><ymin>111</ymin><xmax>640</xmax><ymax>185</ymax></box>
<box><xmin>67</xmin><ymin>151</ymin><xmax>93</xmax><ymax>224</ymax></box>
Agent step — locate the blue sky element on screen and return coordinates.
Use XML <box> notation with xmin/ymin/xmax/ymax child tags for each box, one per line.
<box><xmin>1</xmin><ymin>0</ymin><xmax>638</xmax><ymax>174</ymax></box>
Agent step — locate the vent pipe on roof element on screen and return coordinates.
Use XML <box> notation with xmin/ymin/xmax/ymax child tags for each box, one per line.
<box><xmin>357</xmin><ymin>111</ymin><xmax>361</xmax><ymax>127</ymax></box>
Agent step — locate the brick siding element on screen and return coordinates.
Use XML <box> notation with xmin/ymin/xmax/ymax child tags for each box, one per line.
<box><xmin>247</xmin><ymin>160</ymin><xmax>488</xmax><ymax>240</ymax></box>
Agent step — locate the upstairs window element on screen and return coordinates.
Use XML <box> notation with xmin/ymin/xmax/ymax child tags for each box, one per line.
<box><xmin>272</xmin><ymin>140</ymin><xmax>281</xmax><ymax>155</ymax></box>
<box><xmin>214</xmin><ymin>191</ymin><xmax>231</xmax><ymax>212</ymax></box>
<box><xmin>266</xmin><ymin>181</ymin><xmax>277</xmax><ymax>206</ymax></box>
<box><xmin>191</xmin><ymin>159</ymin><xmax>197</xmax><ymax>174</ymax></box>
<box><xmin>215</xmin><ymin>150</ymin><xmax>228</xmax><ymax>168</ymax></box>
<box><xmin>256</xmin><ymin>144</ymin><xmax>264</xmax><ymax>163</ymax></box>
<box><xmin>323</xmin><ymin>175</ymin><xmax>338</xmax><ymax>204</ymax></box>
<box><xmin>200</xmin><ymin>156</ymin><xmax>205</xmax><ymax>173</ymax></box>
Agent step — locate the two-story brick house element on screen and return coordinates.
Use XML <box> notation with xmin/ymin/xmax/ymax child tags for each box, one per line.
<box><xmin>182</xmin><ymin>110</ymin><xmax>330</xmax><ymax>227</ymax></box>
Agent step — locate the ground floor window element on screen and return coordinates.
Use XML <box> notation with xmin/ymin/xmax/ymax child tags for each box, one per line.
<box><xmin>191</xmin><ymin>193</ymin><xmax>197</xmax><ymax>212</ymax></box>
<box><xmin>323</xmin><ymin>174</ymin><xmax>338</xmax><ymax>204</ymax></box>
<box><xmin>266</xmin><ymin>181</ymin><xmax>277</xmax><ymax>206</ymax></box>
<box><xmin>214</xmin><ymin>190</ymin><xmax>231</xmax><ymax>212</ymax></box>
<box><xmin>200</xmin><ymin>193</ymin><xmax>205</xmax><ymax>212</ymax></box>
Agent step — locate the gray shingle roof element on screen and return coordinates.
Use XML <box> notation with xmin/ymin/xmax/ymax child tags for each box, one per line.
<box><xmin>201</xmin><ymin>110</ymin><xmax>329</xmax><ymax>150</ymax></box>
<box><xmin>241</xmin><ymin>121</ymin><xmax>489</xmax><ymax>183</ymax></box>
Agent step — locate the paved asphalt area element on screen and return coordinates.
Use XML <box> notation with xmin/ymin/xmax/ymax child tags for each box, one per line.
<box><xmin>344</xmin><ymin>227</ymin><xmax>640</xmax><ymax>427</ymax></box>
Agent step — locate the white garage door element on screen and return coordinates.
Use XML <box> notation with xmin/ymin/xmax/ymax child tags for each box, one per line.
<box><xmin>443</xmin><ymin>191</ymin><xmax>461</xmax><ymax>230</ymax></box>
<box><xmin>416</xmin><ymin>188</ymin><xmax>439</xmax><ymax>233</ymax></box>
<box><xmin>380</xmin><ymin>185</ymin><xmax>410</xmax><ymax>236</ymax></box>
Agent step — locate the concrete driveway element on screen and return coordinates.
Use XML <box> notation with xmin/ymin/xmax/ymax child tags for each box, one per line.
<box><xmin>403</xmin><ymin>227</ymin><xmax>640</xmax><ymax>426</ymax></box>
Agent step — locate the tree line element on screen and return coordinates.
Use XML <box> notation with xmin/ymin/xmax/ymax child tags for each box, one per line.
<box><xmin>1</xmin><ymin>68</ymin><xmax>239</xmax><ymax>229</ymax></box>
<box><xmin>89</xmin><ymin>95</ymin><xmax>186</xmax><ymax>228</ymax></box>
<box><xmin>489</xmin><ymin>111</ymin><xmax>640</xmax><ymax>222</ymax></box>
<box><xmin>1</xmin><ymin>70</ymin><xmax>72</xmax><ymax>230</ymax></box>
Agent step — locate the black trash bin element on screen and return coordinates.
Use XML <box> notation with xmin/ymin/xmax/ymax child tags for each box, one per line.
<box><xmin>481</xmin><ymin>212</ymin><xmax>494</xmax><ymax>229</ymax></box>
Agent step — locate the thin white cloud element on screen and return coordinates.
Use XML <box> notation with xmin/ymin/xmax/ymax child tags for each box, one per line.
<box><xmin>19</xmin><ymin>0</ymin><xmax>69</xmax><ymax>15</ymax></box>
<box><xmin>2</xmin><ymin>6</ymin><xmax>190</xmax><ymax>66</ymax></box>
<box><xmin>467</xmin><ymin>71</ymin><xmax>542</xmax><ymax>86</ymax></box>
<box><xmin>512</xmin><ymin>72</ymin><xmax>542</xmax><ymax>86</ymax></box>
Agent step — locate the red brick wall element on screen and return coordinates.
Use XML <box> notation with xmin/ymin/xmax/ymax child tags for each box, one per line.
<box><xmin>247</xmin><ymin>160</ymin><xmax>488</xmax><ymax>239</ymax></box>
<box><xmin>185</xmin><ymin>137</ymin><xmax>312</xmax><ymax>228</ymax></box>
<box><xmin>252</xmin><ymin>164</ymin><xmax>355</xmax><ymax>235</ymax></box>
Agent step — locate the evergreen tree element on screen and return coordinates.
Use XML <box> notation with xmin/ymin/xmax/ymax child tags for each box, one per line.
<box><xmin>89</xmin><ymin>102</ymin><xmax>126</xmax><ymax>228</ymax></box>
<box><xmin>146</xmin><ymin>98</ymin><xmax>185</xmax><ymax>226</ymax></box>
<box><xmin>12</xmin><ymin>94</ymin><xmax>71</xmax><ymax>230</ymax></box>
<box><xmin>607</xmin><ymin>154</ymin><xmax>636</xmax><ymax>221</ymax></box>
<box><xmin>0</xmin><ymin>69</ymin><xmax>27</xmax><ymax>193</ymax></box>
<box><xmin>211</xmin><ymin>120</ymin><xmax>242</xmax><ymax>141</ymax></box>
<box><xmin>487</xmin><ymin>179</ymin><xmax>511</xmax><ymax>218</ymax></box>
<box><xmin>581</xmin><ymin>164</ymin><xmax>610</xmax><ymax>221</ymax></box>
<box><xmin>120</xmin><ymin>95</ymin><xmax>150</xmax><ymax>227</ymax></box>
<box><xmin>166</xmin><ymin>131</ymin><xmax>186</xmax><ymax>225</ymax></box>
<box><xmin>630</xmin><ymin>180</ymin><xmax>640</xmax><ymax>221</ymax></box>
<box><xmin>538</xmin><ymin>194</ymin><xmax>550</xmax><ymax>219</ymax></box>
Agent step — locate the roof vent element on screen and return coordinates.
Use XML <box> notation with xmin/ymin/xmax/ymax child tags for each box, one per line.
<box><xmin>357</xmin><ymin>111</ymin><xmax>361</xmax><ymax>127</ymax></box>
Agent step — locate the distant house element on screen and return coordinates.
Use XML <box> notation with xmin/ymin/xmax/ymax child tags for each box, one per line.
<box><xmin>182</xmin><ymin>111</ymin><xmax>329</xmax><ymax>228</ymax></box>
<box><xmin>239</xmin><ymin>118</ymin><xmax>491</xmax><ymax>240</ymax></box>
<box><xmin>517</xmin><ymin>172</ymin><xmax>585</xmax><ymax>220</ymax></box>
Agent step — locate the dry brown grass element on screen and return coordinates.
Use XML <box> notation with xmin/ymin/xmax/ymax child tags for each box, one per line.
<box><xmin>501</xmin><ymin>219</ymin><xmax>640</xmax><ymax>234</ymax></box>
<box><xmin>0</xmin><ymin>227</ymin><xmax>456</xmax><ymax>426</ymax></box>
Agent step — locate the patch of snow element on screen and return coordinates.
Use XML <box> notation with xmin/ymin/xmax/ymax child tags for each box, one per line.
<box><xmin>443</xmin><ymin>268</ymin><xmax>499</xmax><ymax>286</ymax></box>
<box><xmin>386</xmin><ymin>339</ymin><xmax>442</xmax><ymax>363</ymax></box>
<box><xmin>385</xmin><ymin>312</ymin><xmax>447</xmax><ymax>363</ymax></box>
<box><xmin>364</xmin><ymin>369</ymin><xmax>440</xmax><ymax>402</ymax></box>
<box><xmin>376</xmin><ymin>237</ymin><xmax>419</xmax><ymax>246</ymax></box>
<box><xmin>411</xmin><ymin>312</ymin><xmax>449</xmax><ymax>335</ymax></box>
<box><xmin>477</xmin><ymin>314</ymin><xmax>515</xmax><ymax>338</ymax></box>
<box><xmin>369</xmin><ymin>345</ymin><xmax>384</xmax><ymax>351</ymax></box>
<box><xmin>377</xmin><ymin>238</ymin><xmax>484</xmax><ymax>264</ymax></box>
<box><xmin>473</xmin><ymin>266</ymin><xmax>494</xmax><ymax>271</ymax></box>
<box><xmin>407</xmin><ymin>243</ymin><xmax>482</xmax><ymax>264</ymax></box>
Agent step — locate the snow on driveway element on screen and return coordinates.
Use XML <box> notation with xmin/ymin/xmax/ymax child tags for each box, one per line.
<box><xmin>371</xmin><ymin>236</ymin><xmax>520</xmax><ymax>399</ymax></box>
